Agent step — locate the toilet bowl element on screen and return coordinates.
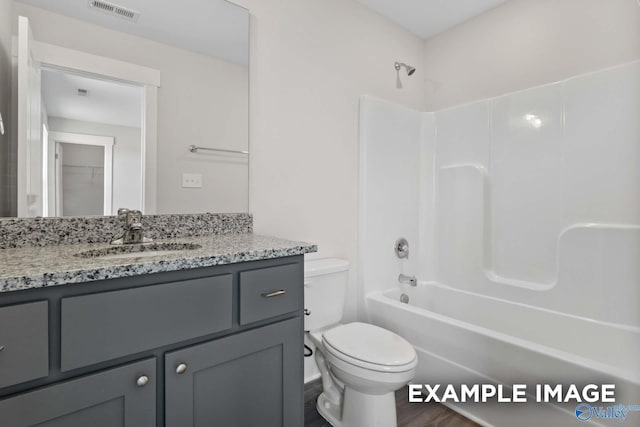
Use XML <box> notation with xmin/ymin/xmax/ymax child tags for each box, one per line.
<box><xmin>304</xmin><ymin>259</ymin><xmax>417</xmax><ymax>427</ymax></box>
<box><xmin>310</xmin><ymin>322</ymin><xmax>417</xmax><ymax>427</ymax></box>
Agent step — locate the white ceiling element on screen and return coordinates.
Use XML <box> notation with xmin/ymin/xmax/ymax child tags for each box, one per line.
<box><xmin>354</xmin><ymin>0</ymin><xmax>507</xmax><ymax>39</ymax></box>
<box><xmin>17</xmin><ymin>0</ymin><xmax>249</xmax><ymax>65</ymax></box>
<box><xmin>42</xmin><ymin>68</ymin><xmax>143</xmax><ymax>128</ymax></box>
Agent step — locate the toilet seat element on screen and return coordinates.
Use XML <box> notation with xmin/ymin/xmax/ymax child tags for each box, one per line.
<box><xmin>322</xmin><ymin>322</ymin><xmax>417</xmax><ymax>373</ymax></box>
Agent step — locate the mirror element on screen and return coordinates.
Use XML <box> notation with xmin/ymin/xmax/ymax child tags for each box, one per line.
<box><xmin>0</xmin><ymin>0</ymin><xmax>249</xmax><ymax>217</ymax></box>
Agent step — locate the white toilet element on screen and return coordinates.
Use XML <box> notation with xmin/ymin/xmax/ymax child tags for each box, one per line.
<box><xmin>305</xmin><ymin>258</ymin><xmax>417</xmax><ymax>427</ymax></box>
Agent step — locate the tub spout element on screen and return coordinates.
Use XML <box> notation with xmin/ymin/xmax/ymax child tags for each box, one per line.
<box><xmin>399</xmin><ymin>274</ymin><xmax>417</xmax><ymax>287</ymax></box>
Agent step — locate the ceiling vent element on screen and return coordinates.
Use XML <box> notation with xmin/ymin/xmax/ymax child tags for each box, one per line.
<box><xmin>88</xmin><ymin>0</ymin><xmax>140</xmax><ymax>22</ymax></box>
<box><xmin>77</xmin><ymin>88</ymin><xmax>89</xmax><ymax>97</ymax></box>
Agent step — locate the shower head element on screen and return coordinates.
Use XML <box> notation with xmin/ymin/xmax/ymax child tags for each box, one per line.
<box><xmin>394</xmin><ymin>62</ymin><xmax>416</xmax><ymax>88</ymax></box>
<box><xmin>395</xmin><ymin>62</ymin><xmax>416</xmax><ymax>75</ymax></box>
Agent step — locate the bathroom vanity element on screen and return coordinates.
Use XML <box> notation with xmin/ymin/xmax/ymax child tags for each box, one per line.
<box><xmin>0</xmin><ymin>214</ymin><xmax>316</xmax><ymax>427</ymax></box>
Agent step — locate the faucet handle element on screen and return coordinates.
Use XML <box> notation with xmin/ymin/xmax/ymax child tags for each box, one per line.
<box><xmin>112</xmin><ymin>208</ymin><xmax>150</xmax><ymax>245</ymax></box>
<box><xmin>128</xmin><ymin>210</ymin><xmax>143</xmax><ymax>226</ymax></box>
<box><xmin>395</xmin><ymin>237</ymin><xmax>409</xmax><ymax>259</ymax></box>
<box><xmin>117</xmin><ymin>208</ymin><xmax>130</xmax><ymax>223</ymax></box>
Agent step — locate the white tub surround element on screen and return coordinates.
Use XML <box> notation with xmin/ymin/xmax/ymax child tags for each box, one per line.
<box><xmin>359</xmin><ymin>60</ymin><xmax>640</xmax><ymax>427</ymax></box>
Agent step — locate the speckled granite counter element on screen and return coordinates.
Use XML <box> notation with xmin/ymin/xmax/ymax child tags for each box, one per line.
<box><xmin>0</xmin><ymin>234</ymin><xmax>317</xmax><ymax>293</ymax></box>
<box><xmin>0</xmin><ymin>213</ymin><xmax>253</xmax><ymax>249</ymax></box>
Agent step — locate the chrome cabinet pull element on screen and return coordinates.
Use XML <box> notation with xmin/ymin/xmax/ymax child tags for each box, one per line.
<box><xmin>176</xmin><ymin>363</ymin><xmax>187</xmax><ymax>374</ymax></box>
<box><xmin>261</xmin><ymin>289</ymin><xmax>286</xmax><ymax>298</ymax></box>
<box><xmin>0</xmin><ymin>345</ymin><xmax>4</xmax><ymax>352</ymax></box>
<box><xmin>136</xmin><ymin>375</ymin><xmax>149</xmax><ymax>387</ymax></box>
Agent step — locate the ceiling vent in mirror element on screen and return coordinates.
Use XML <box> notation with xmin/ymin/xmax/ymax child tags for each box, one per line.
<box><xmin>88</xmin><ymin>0</ymin><xmax>140</xmax><ymax>22</ymax></box>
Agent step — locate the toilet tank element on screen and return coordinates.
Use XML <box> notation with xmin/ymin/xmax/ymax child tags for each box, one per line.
<box><xmin>304</xmin><ymin>258</ymin><xmax>349</xmax><ymax>332</ymax></box>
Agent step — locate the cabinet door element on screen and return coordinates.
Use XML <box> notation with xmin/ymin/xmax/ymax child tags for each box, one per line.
<box><xmin>165</xmin><ymin>317</ymin><xmax>303</xmax><ymax>427</ymax></box>
<box><xmin>0</xmin><ymin>301</ymin><xmax>49</xmax><ymax>389</ymax></box>
<box><xmin>0</xmin><ymin>358</ymin><xmax>155</xmax><ymax>427</ymax></box>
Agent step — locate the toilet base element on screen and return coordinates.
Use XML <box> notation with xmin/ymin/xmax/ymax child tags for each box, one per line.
<box><xmin>316</xmin><ymin>387</ymin><xmax>398</xmax><ymax>427</ymax></box>
<box><xmin>317</xmin><ymin>392</ymin><xmax>342</xmax><ymax>427</ymax></box>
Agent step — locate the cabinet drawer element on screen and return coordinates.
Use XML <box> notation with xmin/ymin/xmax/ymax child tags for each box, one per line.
<box><xmin>0</xmin><ymin>301</ymin><xmax>48</xmax><ymax>389</ymax></box>
<box><xmin>0</xmin><ymin>358</ymin><xmax>156</xmax><ymax>427</ymax></box>
<box><xmin>61</xmin><ymin>275</ymin><xmax>232</xmax><ymax>372</ymax></box>
<box><xmin>239</xmin><ymin>263</ymin><xmax>302</xmax><ymax>325</ymax></box>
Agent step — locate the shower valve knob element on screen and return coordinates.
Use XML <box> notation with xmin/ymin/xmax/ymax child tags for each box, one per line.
<box><xmin>394</xmin><ymin>237</ymin><xmax>409</xmax><ymax>259</ymax></box>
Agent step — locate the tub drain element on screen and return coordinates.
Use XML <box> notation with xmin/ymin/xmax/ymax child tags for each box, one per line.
<box><xmin>400</xmin><ymin>293</ymin><xmax>409</xmax><ymax>304</ymax></box>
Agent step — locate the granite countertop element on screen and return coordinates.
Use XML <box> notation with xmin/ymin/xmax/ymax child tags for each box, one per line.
<box><xmin>0</xmin><ymin>233</ymin><xmax>317</xmax><ymax>293</ymax></box>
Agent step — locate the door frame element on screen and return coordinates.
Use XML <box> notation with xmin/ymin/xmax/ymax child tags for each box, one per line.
<box><xmin>51</xmin><ymin>131</ymin><xmax>114</xmax><ymax>216</ymax></box>
<box><xmin>15</xmin><ymin>16</ymin><xmax>41</xmax><ymax>217</ymax></box>
<box><xmin>13</xmin><ymin>16</ymin><xmax>161</xmax><ymax>215</ymax></box>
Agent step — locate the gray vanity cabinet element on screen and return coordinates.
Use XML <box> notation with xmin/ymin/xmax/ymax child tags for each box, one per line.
<box><xmin>0</xmin><ymin>256</ymin><xmax>305</xmax><ymax>426</ymax></box>
<box><xmin>165</xmin><ymin>317</ymin><xmax>303</xmax><ymax>427</ymax></box>
<box><xmin>0</xmin><ymin>358</ymin><xmax>156</xmax><ymax>427</ymax></box>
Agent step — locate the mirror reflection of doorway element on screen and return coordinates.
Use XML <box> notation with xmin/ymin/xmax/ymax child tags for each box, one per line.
<box><xmin>57</xmin><ymin>142</ymin><xmax>103</xmax><ymax>216</ymax></box>
<box><xmin>50</xmin><ymin>132</ymin><xmax>114</xmax><ymax>216</ymax></box>
<box><xmin>41</xmin><ymin>67</ymin><xmax>142</xmax><ymax>217</ymax></box>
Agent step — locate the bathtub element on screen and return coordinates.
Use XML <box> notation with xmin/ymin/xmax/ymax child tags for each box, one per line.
<box><xmin>366</xmin><ymin>282</ymin><xmax>640</xmax><ymax>427</ymax></box>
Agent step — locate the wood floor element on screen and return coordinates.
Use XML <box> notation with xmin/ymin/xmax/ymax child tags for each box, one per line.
<box><xmin>304</xmin><ymin>380</ymin><xmax>480</xmax><ymax>427</ymax></box>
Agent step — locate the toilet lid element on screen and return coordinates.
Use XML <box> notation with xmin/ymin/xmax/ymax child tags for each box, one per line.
<box><xmin>322</xmin><ymin>322</ymin><xmax>416</xmax><ymax>369</ymax></box>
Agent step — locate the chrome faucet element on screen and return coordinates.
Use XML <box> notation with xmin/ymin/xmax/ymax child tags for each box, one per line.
<box><xmin>111</xmin><ymin>208</ymin><xmax>153</xmax><ymax>245</ymax></box>
<box><xmin>398</xmin><ymin>274</ymin><xmax>417</xmax><ymax>287</ymax></box>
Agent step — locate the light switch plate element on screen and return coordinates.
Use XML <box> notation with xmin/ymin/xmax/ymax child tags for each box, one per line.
<box><xmin>182</xmin><ymin>173</ymin><xmax>202</xmax><ymax>188</ymax></box>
